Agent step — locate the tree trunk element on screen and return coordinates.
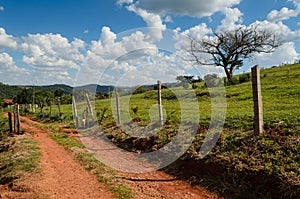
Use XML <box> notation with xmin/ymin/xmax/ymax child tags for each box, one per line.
<box><xmin>224</xmin><ymin>66</ymin><xmax>233</xmax><ymax>84</ymax></box>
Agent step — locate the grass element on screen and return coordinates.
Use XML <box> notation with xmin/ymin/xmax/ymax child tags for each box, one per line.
<box><xmin>92</xmin><ymin>63</ymin><xmax>300</xmax><ymax>198</ymax></box>
<box><xmin>22</xmin><ymin>63</ymin><xmax>300</xmax><ymax>198</ymax></box>
<box><xmin>0</xmin><ymin>114</ymin><xmax>41</xmax><ymax>186</ymax></box>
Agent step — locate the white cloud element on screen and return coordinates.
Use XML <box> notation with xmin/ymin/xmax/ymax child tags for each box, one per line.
<box><xmin>90</xmin><ymin>26</ymin><xmax>126</xmax><ymax>59</ymax></box>
<box><xmin>218</xmin><ymin>7</ymin><xmax>243</xmax><ymax>31</ymax></box>
<box><xmin>267</xmin><ymin>0</ymin><xmax>300</xmax><ymax>22</ymax></box>
<box><xmin>127</xmin><ymin>5</ymin><xmax>166</xmax><ymax>41</ymax></box>
<box><xmin>0</xmin><ymin>6</ymin><xmax>4</xmax><ymax>11</ymax></box>
<box><xmin>21</xmin><ymin>33</ymin><xmax>84</xmax><ymax>69</ymax></box>
<box><xmin>0</xmin><ymin>52</ymin><xmax>16</xmax><ymax>70</ymax></box>
<box><xmin>267</xmin><ymin>7</ymin><xmax>299</xmax><ymax>22</ymax></box>
<box><xmin>252</xmin><ymin>20</ymin><xmax>300</xmax><ymax>42</ymax></box>
<box><xmin>164</xmin><ymin>16</ymin><xmax>173</xmax><ymax>23</ymax></box>
<box><xmin>76</xmin><ymin>27</ymin><xmax>161</xmax><ymax>86</ymax></box>
<box><xmin>0</xmin><ymin>28</ymin><xmax>17</xmax><ymax>49</ymax></box>
<box><xmin>0</xmin><ymin>53</ymin><xmax>31</xmax><ymax>84</ymax></box>
<box><xmin>123</xmin><ymin>0</ymin><xmax>241</xmax><ymax>18</ymax></box>
<box><xmin>173</xmin><ymin>23</ymin><xmax>212</xmax><ymax>50</ymax></box>
<box><xmin>253</xmin><ymin>42</ymin><xmax>299</xmax><ymax>66</ymax></box>
<box><xmin>116</xmin><ymin>0</ymin><xmax>133</xmax><ymax>5</ymax></box>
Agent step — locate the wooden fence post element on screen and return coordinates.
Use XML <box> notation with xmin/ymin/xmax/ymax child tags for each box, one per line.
<box><xmin>115</xmin><ymin>88</ymin><xmax>121</xmax><ymax>126</ymax></box>
<box><xmin>85</xmin><ymin>107</ymin><xmax>89</xmax><ymax>128</ymax></box>
<box><xmin>251</xmin><ymin>65</ymin><xmax>264</xmax><ymax>135</ymax></box>
<box><xmin>72</xmin><ymin>96</ymin><xmax>79</xmax><ymax>128</ymax></box>
<box><xmin>8</xmin><ymin>112</ymin><xmax>13</xmax><ymax>136</ymax></box>
<box><xmin>157</xmin><ymin>80</ymin><xmax>164</xmax><ymax>126</ymax></box>
<box><xmin>85</xmin><ymin>93</ymin><xmax>95</xmax><ymax>122</ymax></box>
<box><xmin>13</xmin><ymin>105</ymin><xmax>21</xmax><ymax>135</ymax></box>
<box><xmin>17</xmin><ymin>105</ymin><xmax>21</xmax><ymax>135</ymax></box>
<box><xmin>13</xmin><ymin>110</ymin><xmax>16</xmax><ymax>134</ymax></box>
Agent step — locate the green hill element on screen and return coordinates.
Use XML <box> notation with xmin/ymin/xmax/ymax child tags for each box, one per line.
<box><xmin>93</xmin><ymin>63</ymin><xmax>300</xmax><ymax>198</ymax></box>
<box><xmin>0</xmin><ymin>83</ymin><xmax>22</xmax><ymax>99</ymax></box>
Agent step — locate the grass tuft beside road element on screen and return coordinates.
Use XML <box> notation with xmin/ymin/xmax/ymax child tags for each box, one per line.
<box><xmin>0</xmin><ymin>115</ymin><xmax>41</xmax><ymax>187</ymax></box>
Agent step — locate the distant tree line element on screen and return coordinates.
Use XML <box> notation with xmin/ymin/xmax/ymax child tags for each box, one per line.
<box><xmin>1</xmin><ymin>88</ymin><xmax>72</xmax><ymax>115</ymax></box>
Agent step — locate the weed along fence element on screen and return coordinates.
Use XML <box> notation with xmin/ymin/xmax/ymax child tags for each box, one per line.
<box><xmin>259</xmin><ymin>63</ymin><xmax>300</xmax><ymax>131</ymax></box>
<box><xmin>72</xmin><ymin>80</ymin><xmax>166</xmax><ymax>130</ymax></box>
<box><xmin>71</xmin><ymin>64</ymin><xmax>299</xmax><ymax>135</ymax></box>
<box><xmin>7</xmin><ymin>105</ymin><xmax>21</xmax><ymax>135</ymax></box>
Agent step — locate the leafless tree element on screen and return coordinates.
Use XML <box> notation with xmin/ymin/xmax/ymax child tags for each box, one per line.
<box><xmin>188</xmin><ymin>25</ymin><xmax>282</xmax><ymax>83</ymax></box>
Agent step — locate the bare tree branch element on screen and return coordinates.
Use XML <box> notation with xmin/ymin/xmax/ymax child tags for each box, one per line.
<box><xmin>188</xmin><ymin>25</ymin><xmax>282</xmax><ymax>82</ymax></box>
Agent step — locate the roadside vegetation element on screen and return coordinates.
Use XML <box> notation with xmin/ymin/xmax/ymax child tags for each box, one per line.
<box><xmin>3</xmin><ymin>63</ymin><xmax>299</xmax><ymax>198</ymax></box>
<box><xmin>93</xmin><ymin>63</ymin><xmax>300</xmax><ymax>198</ymax></box>
<box><xmin>0</xmin><ymin>113</ymin><xmax>40</xmax><ymax>190</ymax></box>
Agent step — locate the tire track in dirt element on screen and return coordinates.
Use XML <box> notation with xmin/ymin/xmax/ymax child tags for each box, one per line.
<box><xmin>12</xmin><ymin>115</ymin><xmax>219</xmax><ymax>199</ymax></box>
<box><xmin>80</xmin><ymin>135</ymin><xmax>218</xmax><ymax>198</ymax></box>
<box><xmin>19</xmin><ymin>116</ymin><xmax>116</xmax><ymax>199</ymax></box>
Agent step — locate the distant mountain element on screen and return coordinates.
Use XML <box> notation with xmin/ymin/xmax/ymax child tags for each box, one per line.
<box><xmin>74</xmin><ymin>84</ymin><xmax>114</xmax><ymax>94</ymax></box>
<box><xmin>32</xmin><ymin>84</ymin><xmax>73</xmax><ymax>95</ymax></box>
<box><xmin>15</xmin><ymin>84</ymin><xmax>72</xmax><ymax>95</ymax></box>
<box><xmin>0</xmin><ymin>81</ymin><xmax>177</xmax><ymax>99</ymax></box>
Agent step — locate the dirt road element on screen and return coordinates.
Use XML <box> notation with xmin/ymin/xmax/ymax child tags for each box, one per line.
<box><xmin>1</xmin><ymin>115</ymin><xmax>218</xmax><ymax>199</ymax></box>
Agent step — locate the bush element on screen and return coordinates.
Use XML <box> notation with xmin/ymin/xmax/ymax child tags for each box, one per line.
<box><xmin>239</xmin><ymin>73</ymin><xmax>251</xmax><ymax>83</ymax></box>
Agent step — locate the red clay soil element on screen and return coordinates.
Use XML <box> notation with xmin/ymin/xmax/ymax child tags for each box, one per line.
<box><xmin>0</xmin><ymin>115</ymin><xmax>219</xmax><ymax>199</ymax></box>
<box><xmin>1</xmin><ymin>115</ymin><xmax>116</xmax><ymax>199</ymax></box>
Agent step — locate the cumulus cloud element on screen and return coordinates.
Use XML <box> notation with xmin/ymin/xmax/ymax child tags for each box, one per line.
<box><xmin>0</xmin><ymin>6</ymin><xmax>4</xmax><ymax>11</ymax></box>
<box><xmin>252</xmin><ymin>20</ymin><xmax>300</xmax><ymax>42</ymax></box>
<box><xmin>127</xmin><ymin>4</ymin><xmax>166</xmax><ymax>41</ymax></box>
<box><xmin>252</xmin><ymin>42</ymin><xmax>299</xmax><ymax>67</ymax></box>
<box><xmin>0</xmin><ymin>28</ymin><xmax>17</xmax><ymax>49</ymax></box>
<box><xmin>267</xmin><ymin>7</ymin><xmax>300</xmax><ymax>22</ymax></box>
<box><xmin>120</xmin><ymin>0</ymin><xmax>241</xmax><ymax>18</ymax></box>
<box><xmin>173</xmin><ymin>23</ymin><xmax>212</xmax><ymax>50</ymax></box>
<box><xmin>21</xmin><ymin>33</ymin><xmax>85</xmax><ymax>69</ymax></box>
<box><xmin>0</xmin><ymin>52</ymin><xmax>17</xmax><ymax>70</ymax></box>
<box><xmin>267</xmin><ymin>0</ymin><xmax>300</xmax><ymax>22</ymax></box>
<box><xmin>217</xmin><ymin>7</ymin><xmax>243</xmax><ymax>31</ymax></box>
<box><xmin>0</xmin><ymin>53</ymin><xmax>31</xmax><ymax>84</ymax></box>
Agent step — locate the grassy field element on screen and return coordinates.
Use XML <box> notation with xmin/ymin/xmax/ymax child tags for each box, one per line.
<box><xmin>32</xmin><ymin>63</ymin><xmax>299</xmax><ymax>133</ymax></box>
<box><xmin>89</xmin><ymin>63</ymin><xmax>299</xmax><ymax>132</ymax></box>
<box><xmin>27</xmin><ymin>63</ymin><xmax>300</xmax><ymax>198</ymax></box>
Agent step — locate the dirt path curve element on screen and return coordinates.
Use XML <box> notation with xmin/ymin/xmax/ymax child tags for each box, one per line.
<box><xmin>80</xmin><ymin>136</ymin><xmax>218</xmax><ymax>199</ymax></box>
<box><xmin>3</xmin><ymin>114</ymin><xmax>219</xmax><ymax>199</ymax></box>
<box><xmin>18</xmin><ymin>115</ymin><xmax>116</xmax><ymax>199</ymax></box>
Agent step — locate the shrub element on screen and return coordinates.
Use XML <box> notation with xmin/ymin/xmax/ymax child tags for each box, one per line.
<box><xmin>239</xmin><ymin>73</ymin><xmax>251</xmax><ymax>83</ymax></box>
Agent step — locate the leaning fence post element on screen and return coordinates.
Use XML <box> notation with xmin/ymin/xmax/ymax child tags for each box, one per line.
<box><xmin>157</xmin><ymin>80</ymin><xmax>164</xmax><ymax>126</ymax></box>
<box><xmin>85</xmin><ymin>93</ymin><xmax>95</xmax><ymax>123</ymax></box>
<box><xmin>251</xmin><ymin>65</ymin><xmax>264</xmax><ymax>135</ymax></box>
<box><xmin>72</xmin><ymin>96</ymin><xmax>79</xmax><ymax>128</ymax></box>
<box><xmin>85</xmin><ymin>107</ymin><xmax>89</xmax><ymax>128</ymax></box>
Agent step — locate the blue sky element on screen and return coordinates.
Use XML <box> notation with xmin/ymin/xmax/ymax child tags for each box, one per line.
<box><xmin>0</xmin><ymin>0</ymin><xmax>299</xmax><ymax>86</ymax></box>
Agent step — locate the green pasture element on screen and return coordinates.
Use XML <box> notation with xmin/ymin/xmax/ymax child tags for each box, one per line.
<box><xmin>89</xmin><ymin>63</ymin><xmax>300</xmax><ymax>133</ymax></box>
